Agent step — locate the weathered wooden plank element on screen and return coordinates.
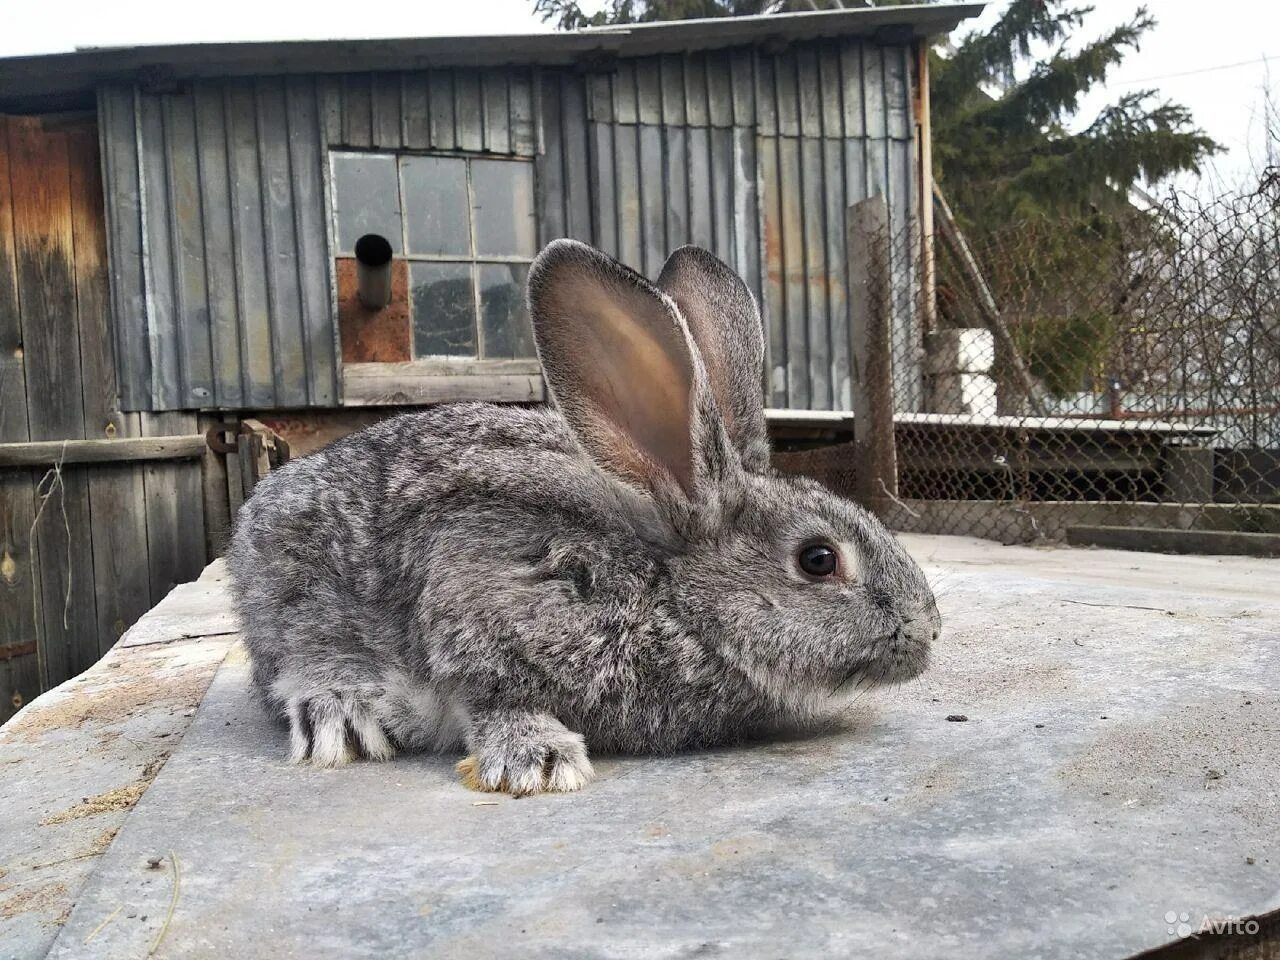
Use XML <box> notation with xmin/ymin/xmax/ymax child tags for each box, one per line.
<box><xmin>371</xmin><ymin>72</ymin><xmax>403</xmax><ymax>149</ymax></box>
<box><xmin>639</xmin><ymin>123</ymin><xmax>665</xmax><ymax>277</ymax></box>
<box><xmin>0</xmin><ymin>436</ymin><xmax>206</xmax><ymax>467</ymax></box>
<box><xmin>340</xmin><ymin>73</ymin><xmax>373</xmax><ymax>148</ymax></box>
<box><xmin>97</xmin><ymin>86</ymin><xmax>151</xmax><ymax>411</ymax></box>
<box><xmin>193</xmin><ymin>81</ymin><xmax>244</xmax><ymax>408</ymax></box>
<box><xmin>614</xmin><ymin>60</ymin><xmax>638</xmax><ymax>126</ymax></box>
<box><xmin>10</xmin><ymin>116</ymin><xmax>86</xmax><ymax>442</ymax></box>
<box><xmin>707</xmin><ymin>51</ymin><xmax>734</xmax><ymax>129</ymax></box>
<box><xmin>138</xmin><ymin>94</ymin><xmax>183</xmax><ymax>407</ymax></box>
<box><xmin>454</xmin><ymin>71</ymin><xmax>484</xmax><ymax>152</ymax></box>
<box><xmin>797</xmin><ymin>47</ymin><xmax>823</xmax><ymax>140</ymax></box>
<box><xmin>613</xmin><ymin>124</ymin><xmax>642</xmax><ymax>271</ymax></box>
<box><xmin>686</xmin><ymin>125</ymin><xmax>713</xmax><ymax>251</ymax></box>
<box><xmin>758</xmin><ymin>134</ymin><xmax>788</xmax><ymax>408</ymax></box>
<box><xmin>774</xmin><ymin>51</ymin><xmax>799</xmax><ymax>139</ymax></box>
<box><xmin>317</xmin><ymin>75</ymin><xmax>343</xmax><ymax>146</ymax></box>
<box><xmin>402</xmin><ymin>72</ymin><xmax>431</xmax><ymax>149</ymax></box>
<box><xmin>819</xmin><ymin>43</ymin><xmax>844</xmax><ymax>140</ymax></box>
<box><xmin>684</xmin><ymin>54</ymin><xmax>709</xmax><ymax>128</ymax></box>
<box><xmin>342</xmin><ymin>366</ymin><xmax>546</xmax><ymax>406</ymax></box>
<box><xmin>754</xmin><ymin>54</ymin><xmax>777</xmax><ymax>137</ymax></box>
<box><xmin>586</xmin><ymin>72</ymin><xmax>614</xmax><ymax>124</ymax></box>
<box><xmin>482</xmin><ymin>70</ymin><xmax>510</xmax><ymax>154</ymax></box>
<box><xmin>0</xmin><ymin>117</ymin><xmax>30</xmax><ymax>443</ymax></box>
<box><xmin>710</xmin><ymin>125</ymin><xmax>734</xmax><ymax>264</ymax></box>
<box><xmin>164</xmin><ymin>93</ymin><xmax>215</xmax><ymax>406</ymax></box>
<box><xmin>0</xmin><ymin>118</ymin><xmax>41</xmax><ymax>719</ymax></box>
<box><xmin>801</xmin><ymin>135</ymin><xmax>830</xmax><ymax>410</ymax></box>
<box><xmin>427</xmin><ymin>70</ymin><xmax>456</xmax><ymax>150</ymax></box>
<box><xmin>659</xmin><ymin>56</ymin><xmax>686</xmax><ymax>128</ymax></box>
<box><xmin>140</xmin><ymin>411</ymin><xmax>206</xmax><ymax>605</ymax></box>
<box><xmin>509</xmin><ymin>70</ymin><xmax>537</xmax><ymax>157</ymax></box>
<box><xmin>885</xmin><ymin>45</ymin><xmax>912</xmax><ymax>141</ymax></box>
<box><xmin>255</xmin><ymin>79</ymin><xmax>308</xmax><ymax>406</ymax></box>
<box><xmin>663</xmin><ymin>125</ymin><xmax>689</xmax><ymax>252</ymax></box>
<box><xmin>731</xmin><ymin>127</ymin><xmax>760</xmax><ymax>303</ymax></box>
<box><xmin>729</xmin><ymin>48</ymin><xmax>755</xmax><ymax>129</ymax></box>
<box><xmin>823</xmin><ymin>137</ymin><xmax>850</xmax><ymax>410</ymax></box>
<box><xmin>841</xmin><ymin>41</ymin><xmax>865</xmax><ymax>142</ymax></box>
<box><xmin>536</xmin><ymin>73</ymin><xmax>566</xmax><ymax>243</ymax></box>
<box><xmin>589</xmin><ymin>122</ymin><xmax>617</xmax><ymax>257</ymax></box>
<box><xmin>286</xmin><ymin>76</ymin><xmax>337</xmax><ymax>407</ymax></box>
<box><xmin>636</xmin><ymin>58</ymin><xmax>662</xmax><ymax>127</ymax></box>
<box><xmin>862</xmin><ymin>44</ymin><xmax>888</xmax><ymax>143</ymax></box>
<box><xmin>225</xmin><ymin>81</ymin><xmax>277</xmax><ymax>407</ymax></box>
<box><xmin>197</xmin><ymin>413</ymin><xmax>231</xmax><ymax>559</ymax></box>
<box><xmin>777</xmin><ymin>135</ymin><xmax>808</xmax><ymax>409</ymax></box>
<box><xmin>559</xmin><ymin>74</ymin><xmax>592</xmax><ymax>241</ymax></box>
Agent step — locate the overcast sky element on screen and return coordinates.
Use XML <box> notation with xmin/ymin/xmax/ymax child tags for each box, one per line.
<box><xmin>3</xmin><ymin>0</ymin><xmax>1275</xmax><ymax>193</ymax></box>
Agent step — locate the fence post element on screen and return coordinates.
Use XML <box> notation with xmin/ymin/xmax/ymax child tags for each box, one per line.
<box><xmin>846</xmin><ymin>195</ymin><xmax>899</xmax><ymax>510</ymax></box>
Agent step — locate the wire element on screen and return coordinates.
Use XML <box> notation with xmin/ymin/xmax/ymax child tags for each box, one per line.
<box><xmin>1111</xmin><ymin>53</ymin><xmax>1277</xmax><ymax>86</ymax></box>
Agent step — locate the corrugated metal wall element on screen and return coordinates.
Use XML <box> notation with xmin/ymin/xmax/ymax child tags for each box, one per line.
<box><xmin>99</xmin><ymin>44</ymin><xmax>917</xmax><ymax>414</ymax></box>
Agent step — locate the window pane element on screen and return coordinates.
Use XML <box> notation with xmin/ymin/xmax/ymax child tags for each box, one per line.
<box><xmin>471</xmin><ymin>159</ymin><xmax>537</xmax><ymax>257</ymax></box>
<box><xmin>401</xmin><ymin>156</ymin><xmax>470</xmax><ymax>257</ymax></box>
<box><xmin>331</xmin><ymin>152</ymin><xmax>402</xmax><ymax>254</ymax></box>
<box><xmin>411</xmin><ymin>262</ymin><xmax>475</xmax><ymax>357</ymax></box>
<box><xmin>479</xmin><ymin>263</ymin><xmax>534</xmax><ymax>359</ymax></box>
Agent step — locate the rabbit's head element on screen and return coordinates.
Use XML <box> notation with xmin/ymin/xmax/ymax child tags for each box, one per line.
<box><xmin>528</xmin><ymin>240</ymin><xmax>938</xmax><ymax>711</ymax></box>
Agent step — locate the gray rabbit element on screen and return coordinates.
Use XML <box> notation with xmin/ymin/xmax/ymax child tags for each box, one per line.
<box><xmin>228</xmin><ymin>239</ymin><xmax>939</xmax><ymax>796</ymax></box>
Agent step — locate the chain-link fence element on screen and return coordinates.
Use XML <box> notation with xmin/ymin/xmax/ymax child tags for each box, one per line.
<box><xmin>774</xmin><ymin>181</ymin><xmax>1280</xmax><ymax>548</ymax></box>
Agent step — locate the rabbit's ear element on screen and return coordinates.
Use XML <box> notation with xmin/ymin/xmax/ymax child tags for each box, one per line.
<box><xmin>656</xmin><ymin>246</ymin><xmax>770</xmax><ymax>472</ymax></box>
<box><xmin>529</xmin><ymin>239</ymin><xmax>702</xmax><ymax>497</ymax></box>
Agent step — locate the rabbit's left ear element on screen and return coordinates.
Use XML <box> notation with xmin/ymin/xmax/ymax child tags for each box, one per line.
<box><xmin>657</xmin><ymin>247</ymin><xmax>770</xmax><ymax>472</ymax></box>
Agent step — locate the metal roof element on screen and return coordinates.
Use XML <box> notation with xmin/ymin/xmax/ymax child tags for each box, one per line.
<box><xmin>0</xmin><ymin>3</ymin><xmax>983</xmax><ymax>112</ymax></box>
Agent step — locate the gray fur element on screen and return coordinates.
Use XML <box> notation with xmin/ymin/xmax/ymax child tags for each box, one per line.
<box><xmin>228</xmin><ymin>240</ymin><xmax>939</xmax><ymax>796</ymax></box>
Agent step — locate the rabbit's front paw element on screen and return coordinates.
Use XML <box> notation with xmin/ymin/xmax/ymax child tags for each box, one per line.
<box><xmin>458</xmin><ymin>711</ymin><xmax>593</xmax><ymax>797</ymax></box>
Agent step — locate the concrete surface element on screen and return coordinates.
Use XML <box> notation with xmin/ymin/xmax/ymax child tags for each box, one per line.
<box><xmin>3</xmin><ymin>536</ymin><xmax>1278</xmax><ymax>959</ymax></box>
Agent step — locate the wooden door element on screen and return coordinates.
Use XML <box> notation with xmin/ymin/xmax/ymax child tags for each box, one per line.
<box><xmin>0</xmin><ymin>113</ymin><xmax>207</xmax><ymax>722</ymax></box>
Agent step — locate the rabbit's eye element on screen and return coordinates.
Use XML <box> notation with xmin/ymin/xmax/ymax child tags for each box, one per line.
<box><xmin>798</xmin><ymin>543</ymin><xmax>839</xmax><ymax>578</ymax></box>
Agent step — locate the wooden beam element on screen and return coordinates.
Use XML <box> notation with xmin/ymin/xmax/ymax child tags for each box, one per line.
<box><xmin>343</xmin><ymin>361</ymin><xmax>546</xmax><ymax>407</ymax></box>
<box><xmin>846</xmin><ymin>195</ymin><xmax>899</xmax><ymax>509</ymax></box>
<box><xmin>0</xmin><ymin>435</ymin><xmax>207</xmax><ymax>468</ymax></box>
<box><xmin>1066</xmin><ymin>525</ymin><xmax>1280</xmax><ymax>558</ymax></box>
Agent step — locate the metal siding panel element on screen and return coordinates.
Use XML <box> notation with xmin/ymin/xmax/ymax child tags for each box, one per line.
<box><xmin>454</xmin><ymin>71</ymin><xmax>484</xmax><ymax>152</ymax></box>
<box><xmin>192</xmin><ymin>81</ymin><xmax>244</xmax><ymax>407</ymax></box>
<box><xmin>428</xmin><ymin>70</ymin><xmax>456</xmax><ymax>150</ymax></box>
<box><xmin>340</xmin><ymin>73</ymin><xmax>373</xmax><ymax>148</ymax></box>
<box><xmin>225</xmin><ymin>80</ymin><xmax>276</xmax><ymax>407</ymax></box>
<box><xmin>371</xmin><ymin>72</ymin><xmax>403</xmax><ymax>149</ymax></box>
<box><xmin>707</xmin><ymin>52</ymin><xmax>733</xmax><ymax>128</ymax></box>
<box><xmin>287</xmin><ymin>76</ymin><xmax>337</xmax><ymax>406</ymax></box>
<box><xmin>777</xmin><ymin>135</ymin><xmax>807</xmax><ymax>409</ymax></box>
<box><xmin>98</xmin><ymin>85</ymin><xmax>151</xmax><ymax>410</ymax></box>
<box><xmin>402</xmin><ymin>72</ymin><xmax>431</xmax><ymax>148</ymax></box>
<box><xmin>613</xmin><ymin>123</ymin><xmax>641</xmax><ymax>270</ymax></box>
<box><xmin>758</xmin><ymin>135</ymin><xmax>786</xmax><ymax>408</ymax></box>
<box><xmin>801</xmin><ymin>134</ymin><xmax>830</xmax><ymax>410</ymax></box>
<box><xmin>162</xmin><ymin>93</ymin><xmax>214</xmax><ymax>407</ymax></box>
<box><xmin>255</xmin><ymin>78</ymin><xmax>308</xmax><ymax>406</ymax></box>
<box><xmin>509</xmin><ymin>70</ymin><xmax>537</xmax><ymax>156</ymax></box>
<box><xmin>639</xmin><ymin>124</ymin><xmax>665</xmax><ymax>277</ymax></box>
<box><xmin>686</xmin><ymin>125</ymin><xmax>712</xmax><ymax>250</ymax></box>
<box><xmin>138</xmin><ymin>93</ymin><xmax>182</xmax><ymax>408</ymax></box>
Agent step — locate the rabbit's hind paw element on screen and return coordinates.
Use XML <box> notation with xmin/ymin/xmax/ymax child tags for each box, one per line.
<box><xmin>284</xmin><ymin>692</ymin><xmax>396</xmax><ymax>767</ymax></box>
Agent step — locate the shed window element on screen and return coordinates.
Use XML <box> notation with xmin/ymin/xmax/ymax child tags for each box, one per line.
<box><xmin>330</xmin><ymin>151</ymin><xmax>537</xmax><ymax>361</ymax></box>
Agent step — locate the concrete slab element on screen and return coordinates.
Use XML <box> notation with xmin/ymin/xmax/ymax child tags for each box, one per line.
<box><xmin>20</xmin><ymin>536</ymin><xmax>1278</xmax><ymax>959</ymax></box>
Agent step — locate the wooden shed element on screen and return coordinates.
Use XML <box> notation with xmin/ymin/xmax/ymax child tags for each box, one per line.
<box><xmin>0</xmin><ymin>3</ymin><xmax>982</xmax><ymax>718</ymax></box>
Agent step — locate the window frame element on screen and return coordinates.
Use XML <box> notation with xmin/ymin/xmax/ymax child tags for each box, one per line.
<box><xmin>328</xmin><ymin>148</ymin><xmax>538</xmax><ymax>363</ymax></box>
